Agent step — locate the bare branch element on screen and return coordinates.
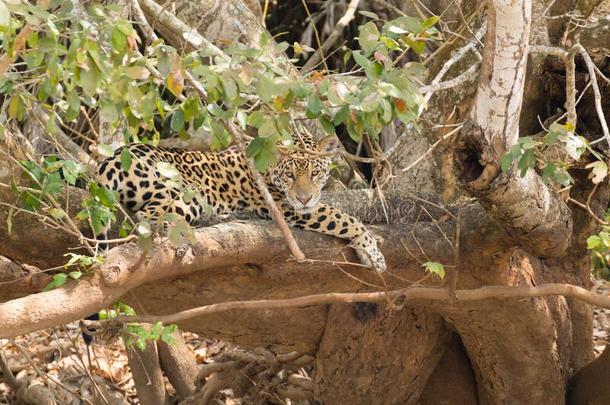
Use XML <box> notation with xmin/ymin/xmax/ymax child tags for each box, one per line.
<box><xmin>138</xmin><ymin>0</ymin><xmax>230</xmax><ymax>61</ymax></box>
<box><xmin>303</xmin><ymin>0</ymin><xmax>360</xmax><ymax>71</ymax></box>
<box><xmin>106</xmin><ymin>283</ymin><xmax>610</xmax><ymax>325</ymax></box>
<box><xmin>225</xmin><ymin>122</ymin><xmax>306</xmax><ymax>261</ymax></box>
<box><xmin>423</xmin><ymin>21</ymin><xmax>486</xmax><ymax>104</ymax></box>
<box><xmin>529</xmin><ymin>44</ymin><xmax>609</xmax><ymax>146</ymax></box>
<box><xmin>29</xmin><ymin>107</ymin><xmax>96</xmax><ymax>170</ymax></box>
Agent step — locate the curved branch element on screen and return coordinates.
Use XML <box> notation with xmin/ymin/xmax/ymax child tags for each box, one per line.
<box><xmin>0</xmin><ymin>198</ymin><xmax>513</xmax><ymax>339</ymax></box>
<box><xmin>108</xmin><ymin>283</ymin><xmax>610</xmax><ymax>325</ymax></box>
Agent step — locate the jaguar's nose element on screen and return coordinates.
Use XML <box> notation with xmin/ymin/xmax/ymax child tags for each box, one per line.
<box><xmin>296</xmin><ymin>193</ymin><xmax>312</xmax><ymax>205</ymax></box>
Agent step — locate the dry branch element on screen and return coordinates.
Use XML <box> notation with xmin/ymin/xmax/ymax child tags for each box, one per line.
<box><xmin>108</xmin><ymin>283</ymin><xmax>610</xmax><ymax>324</ymax></box>
<box><xmin>302</xmin><ymin>0</ymin><xmax>360</xmax><ymax>70</ymax></box>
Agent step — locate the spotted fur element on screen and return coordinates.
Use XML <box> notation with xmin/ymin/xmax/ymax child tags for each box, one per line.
<box><xmin>97</xmin><ymin>135</ymin><xmax>386</xmax><ymax>272</ymax></box>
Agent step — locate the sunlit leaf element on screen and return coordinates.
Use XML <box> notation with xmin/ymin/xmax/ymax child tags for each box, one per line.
<box><xmin>586</xmin><ymin>161</ymin><xmax>608</xmax><ymax>184</ymax></box>
<box><xmin>422</xmin><ymin>262</ymin><xmax>445</xmax><ymax>279</ymax></box>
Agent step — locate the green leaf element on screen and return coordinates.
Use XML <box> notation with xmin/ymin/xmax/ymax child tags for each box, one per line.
<box><xmin>254</xmin><ymin>142</ymin><xmax>277</xmax><ymax>172</ymax></box>
<box><xmin>171</xmin><ymin>110</ymin><xmax>185</xmax><ymax>132</ymax></box>
<box><xmin>79</xmin><ymin>61</ymin><xmax>99</xmax><ymax>98</ymax></box>
<box><xmin>332</xmin><ymin>105</ymin><xmax>349</xmax><ymax>125</ymax></box>
<box><xmin>247</xmin><ymin>111</ymin><xmax>265</xmax><ymax>128</ymax></box>
<box><xmin>542</xmin><ymin>162</ymin><xmax>556</xmax><ymax>181</ymax></box>
<box><xmin>8</xmin><ymin>96</ymin><xmax>25</xmax><ymax>121</ymax></box>
<box><xmin>44</xmin><ymin>273</ymin><xmax>68</xmax><ymax>291</ymax></box>
<box><xmin>306</xmin><ymin>94</ymin><xmax>322</xmax><ymax>118</ymax></box>
<box><xmin>586</xmin><ymin>161</ymin><xmax>608</xmax><ymax>184</ymax></box>
<box><xmin>422</xmin><ymin>261</ymin><xmax>445</xmax><ymax>279</ymax></box>
<box><xmin>246</xmin><ymin>136</ymin><xmax>266</xmax><ymax>158</ymax></box>
<box><xmin>259</xmin><ymin>31</ymin><xmax>270</xmax><ymax>48</ymax></box>
<box><xmin>125</xmin><ymin>66</ymin><xmax>150</xmax><ymax>80</ymax></box>
<box><xmin>69</xmin><ymin>271</ymin><xmax>82</xmax><ymax>279</ymax></box>
<box><xmin>275</xmin><ymin>41</ymin><xmax>290</xmax><ymax>53</ymax></box>
<box><xmin>89</xmin><ymin>183</ymin><xmax>118</xmax><ymax>211</ymax></box>
<box><xmin>517</xmin><ymin>149</ymin><xmax>535</xmax><ymax>177</ymax></box>
<box><xmin>500</xmin><ymin>151</ymin><xmax>514</xmax><ymax>173</ymax></box>
<box><xmin>135</xmin><ymin>337</ymin><xmax>147</xmax><ymax>351</ymax></box>
<box><xmin>256</xmin><ymin>75</ymin><xmax>284</xmax><ymax>103</ymax></box>
<box><xmin>352</xmin><ymin>50</ymin><xmax>371</xmax><ymax>71</ymax></box>
<box><xmin>390</xmin><ymin>16</ymin><xmax>423</xmax><ymax>34</ymax></box>
<box><xmin>100</xmin><ymin>98</ymin><xmax>119</xmax><ymax>124</ymax></box>
<box><xmin>320</xmin><ymin>116</ymin><xmax>336</xmax><ymax>135</ymax></box>
<box><xmin>553</xmin><ymin>167</ymin><xmax>573</xmax><ymax>186</ymax></box>
<box><xmin>220</xmin><ymin>71</ymin><xmax>239</xmax><ymax>101</ymax></box>
<box><xmin>161</xmin><ymin>324</ymin><xmax>177</xmax><ymax>345</ymax></box>
<box><xmin>358</xmin><ymin>22</ymin><xmax>380</xmax><ymax>55</ymax></box>
<box><xmin>42</xmin><ymin>172</ymin><xmax>64</xmax><ymax>195</ymax></box>
<box><xmin>258</xmin><ymin>120</ymin><xmax>277</xmax><ymax>138</ymax></box>
<box><xmin>358</xmin><ymin>10</ymin><xmax>379</xmax><ymax>19</ymax></box>
<box><xmin>360</xmin><ymin>91</ymin><xmax>380</xmax><ymax>112</ymax></box>
<box><xmin>421</xmin><ymin>16</ymin><xmax>440</xmax><ymax>31</ymax></box>
<box><xmin>48</xmin><ymin>208</ymin><xmax>66</xmax><ymax>219</ymax></box>
<box><xmin>120</xmin><ymin>148</ymin><xmax>132</xmax><ymax>171</ymax></box>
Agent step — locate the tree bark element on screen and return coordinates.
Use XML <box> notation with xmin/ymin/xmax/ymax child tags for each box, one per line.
<box><xmin>454</xmin><ymin>0</ymin><xmax>572</xmax><ymax>259</ymax></box>
<box><xmin>314</xmin><ymin>305</ymin><xmax>450</xmax><ymax>404</ymax></box>
<box><xmin>126</xmin><ymin>340</ymin><xmax>168</xmax><ymax>405</ymax></box>
<box><xmin>158</xmin><ymin>331</ymin><xmax>199</xmax><ymax>400</ymax></box>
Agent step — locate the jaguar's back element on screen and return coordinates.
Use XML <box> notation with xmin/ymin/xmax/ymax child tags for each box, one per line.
<box><xmin>98</xmin><ymin>143</ymin><xmax>260</xmax><ymax>223</ymax></box>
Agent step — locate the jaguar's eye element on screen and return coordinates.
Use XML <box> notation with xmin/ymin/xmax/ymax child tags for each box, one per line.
<box><xmin>286</xmin><ymin>172</ymin><xmax>295</xmax><ymax>180</ymax></box>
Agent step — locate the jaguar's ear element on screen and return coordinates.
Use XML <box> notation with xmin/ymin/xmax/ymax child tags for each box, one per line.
<box><xmin>318</xmin><ymin>135</ymin><xmax>341</xmax><ymax>153</ymax></box>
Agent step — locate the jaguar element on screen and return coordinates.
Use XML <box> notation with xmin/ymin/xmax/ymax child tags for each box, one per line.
<box><xmin>97</xmin><ymin>134</ymin><xmax>386</xmax><ymax>272</ymax></box>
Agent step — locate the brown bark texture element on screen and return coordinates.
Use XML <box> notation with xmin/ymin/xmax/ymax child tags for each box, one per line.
<box><xmin>126</xmin><ymin>340</ymin><xmax>168</xmax><ymax>405</ymax></box>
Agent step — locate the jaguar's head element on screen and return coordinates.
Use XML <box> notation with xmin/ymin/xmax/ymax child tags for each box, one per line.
<box><xmin>269</xmin><ymin>135</ymin><xmax>340</xmax><ymax>213</ymax></box>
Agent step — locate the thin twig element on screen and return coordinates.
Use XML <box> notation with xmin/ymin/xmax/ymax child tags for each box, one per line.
<box><xmin>572</xmin><ymin>44</ymin><xmax>610</xmax><ymax>148</ymax></box>
<box><xmin>300</xmin><ymin>0</ymin><xmax>329</xmax><ymax>72</ymax></box>
<box><xmin>110</xmin><ymin>282</ymin><xmax>610</xmax><ymax>324</ymax></box>
<box><xmin>401</xmin><ymin>125</ymin><xmax>462</xmax><ymax>172</ymax></box>
<box><xmin>303</xmin><ymin>0</ymin><xmax>360</xmax><ymax>71</ymax></box>
<box><xmin>529</xmin><ymin>44</ymin><xmax>608</xmax><ymax>145</ymax></box>
<box><xmin>423</xmin><ymin>21</ymin><xmax>486</xmax><ymax>104</ymax></box>
<box><xmin>419</xmin><ymin>63</ymin><xmax>479</xmax><ymax>94</ymax></box>
<box><xmin>225</xmin><ymin>122</ymin><xmax>306</xmax><ymax>261</ymax></box>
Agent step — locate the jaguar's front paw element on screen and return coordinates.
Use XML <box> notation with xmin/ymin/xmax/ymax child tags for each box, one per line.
<box><xmin>351</xmin><ymin>231</ymin><xmax>387</xmax><ymax>273</ymax></box>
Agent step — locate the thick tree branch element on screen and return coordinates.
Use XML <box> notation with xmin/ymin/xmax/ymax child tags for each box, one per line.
<box><xmin>472</xmin><ymin>0</ymin><xmax>532</xmax><ymax>156</ymax></box>
<box><xmin>454</xmin><ymin>0</ymin><xmax>573</xmax><ymax>258</ymax></box>
<box><xmin>0</xmin><ymin>196</ymin><xmax>514</xmax><ymax>339</ymax></box>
